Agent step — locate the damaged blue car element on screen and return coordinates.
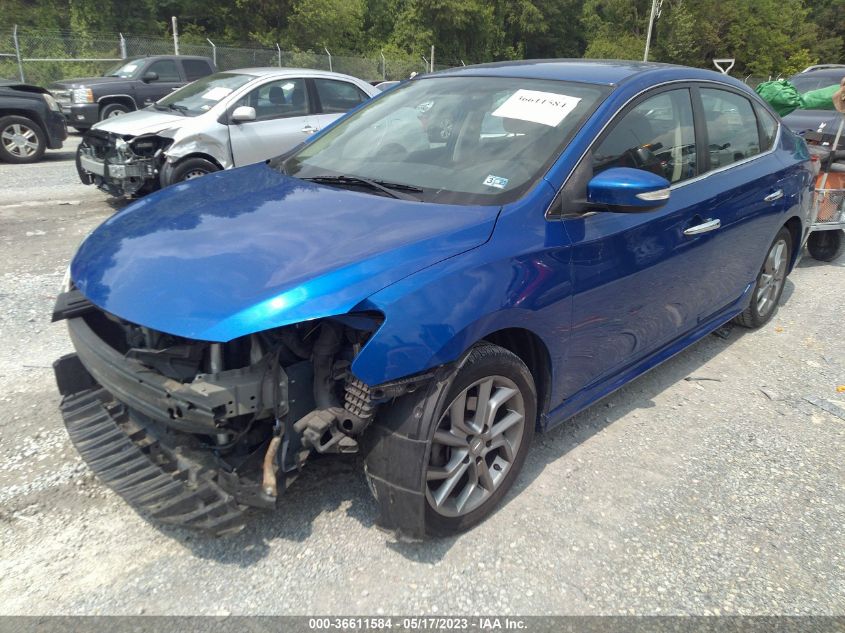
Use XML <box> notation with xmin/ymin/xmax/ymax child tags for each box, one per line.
<box><xmin>53</xmin><ymin>60</ymin><xmax>814</xmax><ymax>537</ymax></box>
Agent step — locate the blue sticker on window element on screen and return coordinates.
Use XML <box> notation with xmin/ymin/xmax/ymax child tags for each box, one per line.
<box><xmin>483</xmin><ymin>175</ymin><xmax>509</xmax><ymax>189</ymax></box>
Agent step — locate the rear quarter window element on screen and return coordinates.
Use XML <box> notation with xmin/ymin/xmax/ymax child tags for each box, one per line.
<box><xmin>183</xmin><ymin>60</ymin><xmax>214</xmax><ymax>82</ymax></box>
<box><xmin>754</xmin><ymin>103</ymin><xmax>779</xmax><ymax>151</ymax></box>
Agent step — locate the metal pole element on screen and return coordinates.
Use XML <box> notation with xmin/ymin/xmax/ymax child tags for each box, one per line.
<box><xmin>422</xmin><ymin>55</ymin><xmax>428</xmax><ymax>72</ymax></box>
<box><xmin>171</xmin><ymin>16</ymin><xmax>179</xmax><ymax>55</ymax></box>
<box><xmin>13</xmin><ymin>25</ymin><xmax>24</xmax><ymax>82</ymax></box>
<box><xmin>324</xmin><ymin>47</ymin><xmax>332</xmax><ymax>72</ymax></box>
<box><xmin>643</xmin><ymin>0</ymin><xmax>658</xmax><ymax>62</ymax></box>
<box><xmin>119</xmin><ymin>33</ymin><xmax>127</xmax><ymax>59</ymax></box>
<box><xmin>460</xmin><ymin>59</ymin><xmax>466</xmax><ymax>66</ymax></box>
<box><xmin>380</xmin><ymin>50</ymin><xmax>386</xmax><ymax>80</ymax></box>
<box><xmin>430</xmin><ymin>45</ymin><xmax>434</xmax><ymax>72</ymax></box>
<box><xmin>276</xmin><ymin>43</ymin><xmax>281</xmax><ymax>67</ymax></box>
<box><xmin>206</xmin><ymin>38</ymin><xmax>216</xmax><ymax>66</ymax></box>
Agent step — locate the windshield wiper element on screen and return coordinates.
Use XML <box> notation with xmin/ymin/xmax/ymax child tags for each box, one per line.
<box><xmin>302</xmin><ymin>175</ymin><xmax>423</xmax><ymax>201</ymax></box>
<box><xmin>166</xmin><ymin>103</ymin><xmax>188</xmax><ymax>115</ymax></box>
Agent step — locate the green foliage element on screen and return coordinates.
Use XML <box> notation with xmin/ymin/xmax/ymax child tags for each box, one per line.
<box><xmin>1</xmin><ymin>0</ymin><xmax>843</xmax><ymax>80</ymax></box>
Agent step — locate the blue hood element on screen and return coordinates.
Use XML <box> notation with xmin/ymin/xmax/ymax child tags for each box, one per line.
<box><xmin>71</xmin><ymin>163</ymin><xmax>500</xmax><ymax>341</ymax></box>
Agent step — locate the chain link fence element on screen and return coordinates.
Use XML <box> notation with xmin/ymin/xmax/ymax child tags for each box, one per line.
<box><xmin>0</xmin><ymin>26</ymin><xmax>457</xmax><ymax>86</ymax></box>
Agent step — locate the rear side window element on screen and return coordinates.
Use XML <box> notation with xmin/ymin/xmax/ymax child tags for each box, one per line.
<box><xmin>700</xmin><ymin>88</ymin><xmax>760</xmax><ymax>169</ymax></box>
<box><xmin>314</xmin><ymin>79</ymin><xmax>369</xmax><ymax>114</ymax></box>
<box><xmin>754</xmin><ymin>103</ymin><xmax>778</xmax><ymax>151</ymax></box>
<box><xmin>183</xmin><ymin>59</ymin><xmax>213</xmax><ymax>82</ymax></box>
<box><xmin>594</xmin><ymin>88</ymin><xmax>697</xmax><ymax>184</ymax></box>
<box><xmin>147</xmin><ymin>60</ymin><xmax>181</xmax><ymax>82</ymax></box>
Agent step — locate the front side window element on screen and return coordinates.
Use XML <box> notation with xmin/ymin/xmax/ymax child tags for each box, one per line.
<box><xmin>156</xmin><ymin>72</ymin><xmax>254</xmax><ymax>116</ymax></box>
<box><xmin>147</xmin><ymin>60</ymin><xmax>181</xmax><ymax>82</ymax></box>
<box><xmin>701</xmin><ymin>88</ymin><xmax>760</xmax><ymax>169</ymax></box>
<box><xmin>236</xmin><ymin>77</ymin><xmax>310</xmax><ymax>120</ymax></box>
<box><xmin>314</xmin><ymin>79</ymin><xmax>369</xmax><ymax>114</ymax></box>
<box><xmin>594</xmin><ymin>89</ymin><xmax>697</xmax><ymax>184</ymax></box>
<box><xmin>282</xmin><ymin>76</ymin><xmax>610</xmax><ymax>205</ymax></box>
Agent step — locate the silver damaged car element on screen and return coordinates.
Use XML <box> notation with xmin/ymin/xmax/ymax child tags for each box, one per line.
<box><xmin>75</xmin><ymin>68</ymin><xmax>379</xmax><ymax>197</ymax></box>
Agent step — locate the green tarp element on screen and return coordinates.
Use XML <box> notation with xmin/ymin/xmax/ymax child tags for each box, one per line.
<box><xmin>755</xmin><ymin>79</ymin><xmax>840</xmax><ymax>117</ymax></box>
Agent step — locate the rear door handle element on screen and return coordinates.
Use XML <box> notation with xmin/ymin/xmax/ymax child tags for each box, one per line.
<box><xmin>683</xmin><ymin>218</ymin><xmax>721</xmax><ymax>236</ymax></box>
<box><xmin>764</xmin><ymin>189</ymin><xmax>784</xmax><ymax>202</ymax></box>
<box><xmin>301</xmin><ymin>125</ymin><xmax>317</xmax><ymax>134</ymax></box>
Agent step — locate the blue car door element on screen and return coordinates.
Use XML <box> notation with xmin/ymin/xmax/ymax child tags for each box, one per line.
<box><xmin>556</xmin><ymin>85</ymin><xmax>781</xmax><ymax>399</ymax></box>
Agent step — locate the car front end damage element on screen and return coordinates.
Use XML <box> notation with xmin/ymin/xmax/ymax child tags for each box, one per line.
<box><xmin>52</xmin><ymin>288</ymin><xmax>430</xmax><ymax>535</ymax></box>
<box><xmin>76</xmin><ymin>130</ymin><xmax>172</xmax><ymax>197</ymax></box>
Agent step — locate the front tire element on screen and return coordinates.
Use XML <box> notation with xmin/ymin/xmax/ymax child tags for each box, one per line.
<box><xmin>164</xmin><ymin>157</ymin><xmax>220</xmax><ymax>186</ymax></box>
<box><xmin>365</xmin><ymin>343</ymin><xmax>536</xmax><ymax>537</ymax></box>
<box><xmin>0</xmin><ymin>115</ymin><xmax>46</xmax><ymax>163</ymax></box>
<box><xmin>735</xmin><ymin>227</ymin><xmax>792</xmax><ymax>328</ymax></box>
<box><xmin>99</xmin><ymin>102</ymin><xmax>130</xmax><ymax>120</ymax></box>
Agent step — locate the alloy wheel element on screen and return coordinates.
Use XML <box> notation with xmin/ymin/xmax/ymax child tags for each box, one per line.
<box><xmin>426</xmin><ymin>375</ymin><xmax>525</xmax><ymax>517</ymax></box>
<box><xmin>756</xmin><ymin>237</ymin><xmax>788</xmax><ymax>317</ymax></box>
<box><xmin>1</xmin><ymin>123</ymin><xmax>40</xmax><ymax>158</ymax></box>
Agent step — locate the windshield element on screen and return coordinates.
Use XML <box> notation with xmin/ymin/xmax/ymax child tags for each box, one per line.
<box><xmin>789</xmin><ymin>74</ymin><xmax>842</xmax><ymax>93</ymax></box>
<box><xmin>105</xmin><ymin>60</ymin><xmax>143</xmax><ymax>78</ymax></box>
<box><xmin>281</xmin><ymin>76</ymin><xmax>610</xmax><ymax>205</ymax></box>
<box><xmin>154</xmin><ymin>72</ymin><xmax>254</xmax><ymax>116</ymax></box>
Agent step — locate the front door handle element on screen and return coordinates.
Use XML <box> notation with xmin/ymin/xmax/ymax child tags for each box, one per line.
<box><xmin>764</xmin><ymin>189</ymin><xmax>784</xmax><ymax>202</ymax></box>
<box><xmin>683</xmin><ymin>218</ymin><xmax>721</xmax><ymax>236</ymax></box>
<box><xmin>301</xmin><ymin>125</ymin><xmax>317</xmax><ymax>134</ymax></box>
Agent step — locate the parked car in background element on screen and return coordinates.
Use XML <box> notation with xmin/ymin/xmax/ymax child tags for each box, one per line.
<box><xmin>54</xmin><ymin>61</ymin><xmax>813</xmax><ymax>539</ymax></box>
<box><xmin>75</xmin><ymin>68</ymin><xmax>379</xmax><ymax>197</ymax></box>
<box><xmin>0</xmin><ymin>80</ymin><xmax>67</xmax><ymax>163</ymax></box>
<box><xmin>782</xmin><ymin>64</ymin><xmax>845</xmax><ymax>140</ymax></box>
<box><xmin>49</xmin><ymin>56</ymin><xmax>216</xmax><ymax>132</ymax></box>
<box><xmin>374</xmin><ymin>80</ymin><xmax>401</xmax><ymax>91</ymax></box>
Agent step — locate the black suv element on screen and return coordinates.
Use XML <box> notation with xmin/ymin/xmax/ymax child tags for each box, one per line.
<box><xmin>48</xmin><ymin>56</ymin><xmax>216</xmax><ymax>131</ymax></box>
<box><xmin>0</xmin><ymin>80</ymin><xmax>67</xmax><ymax>163</ymax></box>
<box><xmin>782</xmin><ymin>64</ymin><xmax>845</xmax><ymax>143</ymax></box>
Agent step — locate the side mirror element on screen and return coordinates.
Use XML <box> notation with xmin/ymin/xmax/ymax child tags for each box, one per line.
<box><xmin>142</xmin><ymin>71</ymin><xmax>158</xmax><ymax>83</ymax></box>
<box><xmin>231</xmin><ymin>106</ymin><xmax>256</xmax><ymax>123</ymax></box>
<box><xmin>587</xmin><ymin>167</ymin><xmax>670</xmax><ymax>212</ymax></box>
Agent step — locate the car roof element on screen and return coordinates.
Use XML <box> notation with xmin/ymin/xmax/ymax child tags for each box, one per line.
<box><xmin>432</xmin><ymin>59</ymin><xmax>741</xmax><ymax>87</ymax></box>
<box><xmin>231</xmin><ymin>67</ymin><xmax>364</xmax><ymax>80</ymax></box>
<box><xmin>126</xmin><ymin>55</ymin><xmax>211</xmax><ymax>62</ymax></box>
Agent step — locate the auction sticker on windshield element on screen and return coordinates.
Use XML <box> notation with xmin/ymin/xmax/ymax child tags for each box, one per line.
<box><xmin>201</xmin><ymin>87</ymin><xmax>233</xmax><ymax>101</ymax></box>
<box><xmin>492</xmin><ymin>89</ymin><xmax>582</xmax><ymax>127</ymax></box>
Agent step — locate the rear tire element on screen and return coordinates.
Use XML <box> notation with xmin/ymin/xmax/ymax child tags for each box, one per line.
<box><xmin>0</xmin><ymin>115</ymin><xmax>46</xmax><ymax>163</ymax></box>
<box><xmin>807</xmin><ymin>230</ymin><xmax>845</xmax><ymax>262</ymax></box>
<box><xmin>735</xmin><ymin>227</ymin><xmax>792</xmax><ymax>328</ymax></box>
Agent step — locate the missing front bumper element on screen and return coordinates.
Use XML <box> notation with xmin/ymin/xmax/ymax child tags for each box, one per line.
<box><xmin>64</xmin><ymin>314</ymin><xmax>288</xmax><ymax>435</ymax></box>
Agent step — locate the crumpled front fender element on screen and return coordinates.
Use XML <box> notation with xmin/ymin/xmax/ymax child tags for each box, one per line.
<box><xmin>161</xmin><ymin>127</ymin><xmax>232</xmax><ymax>170</ymax></box>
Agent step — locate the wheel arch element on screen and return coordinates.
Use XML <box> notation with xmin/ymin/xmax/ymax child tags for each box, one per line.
<box><xmin>171</xmin><ymin>152</ymin><xmax>225</xmax><ymax>170</ymax></box>
<box><xmin>783</xmin><ymin>215</ymin><xmax>803</xmax><ymax>272</ymax></box>
<box><xmin>482</xmin><ymin>327</ymin><xmax>552</xmax><ymax>420</ymax></box>
<box><xmin>0</xmin><ymin>109</ymin><xmax>46</xmax><ymax>131</ymax></box>
<box><xmin>98</xmin><ymin>95</ymin><xmax>136</xmax><ymax>112</ymax></box>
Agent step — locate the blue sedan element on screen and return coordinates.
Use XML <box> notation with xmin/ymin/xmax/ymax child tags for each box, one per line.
<box><xmin>53</xmin><ymin>60</ymin><xmax>814</xmax><ymax>538</ymax></box>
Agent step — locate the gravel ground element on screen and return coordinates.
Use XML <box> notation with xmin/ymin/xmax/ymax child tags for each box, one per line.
<box><xmin>0</xmin><ymin>138</ymin><xmax>844</xmax><ymax>616</ymax></box>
